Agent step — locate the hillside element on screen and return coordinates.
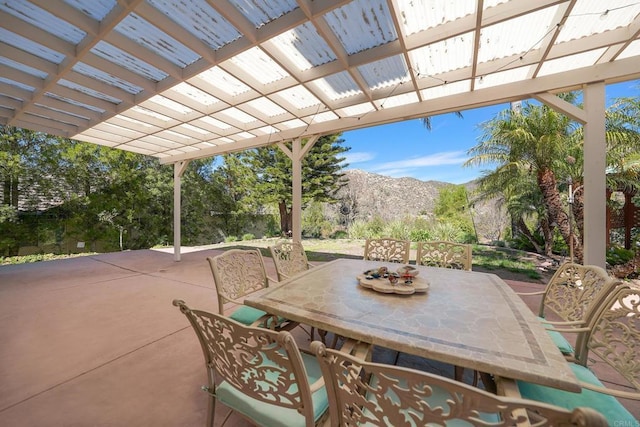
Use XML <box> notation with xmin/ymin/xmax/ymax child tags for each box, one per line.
<box><xmin>330</xmin><ymin>169</ymin><xmax>508</xmax><ymax>243</ymax></box>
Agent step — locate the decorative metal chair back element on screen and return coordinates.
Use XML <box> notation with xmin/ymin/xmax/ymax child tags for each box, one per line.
<box><xmin>538</xmin><ymin>263</ymin><xmax>621</xmax><ymax>323</ymax></box>
<box><xmin>174</xmin><ymin>300</ymin><xmax>325</xmax><ymax>427</ymax></box>
<box><xmin>270</xmin><ymin>241</ymin><xmax>312</xmax><ymax>281</ymax></box>
<box><xmin>363</xmin><ymin>238</ymin><xmax>410</xmax><ymax>264</ymax></box>
<box><xmin>580</xmin><ymin>285</ymin><xmax>640</xmax><ymax>390</ymax></box>
<box><xmin>310</xmin><ymin>341</ymin><xmax>607</xmax><ymax>427</ymax></box>
<box><xmin>416</xmin><ymin>241</ymin><xmax>472</xmax><ymax>270</ymax></box>
<box><xmin>207</xmin><ymin>249</ymin><xmax>269</xmax><ymax>315</ymax></box>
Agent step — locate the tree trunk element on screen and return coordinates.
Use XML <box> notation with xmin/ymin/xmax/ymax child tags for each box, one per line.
<box><xmin>3</xmin><ymin>179</ymin><xmax>10</xmax><ymax>205</ymax></box>
<box><xmin>540</xmin><ymin>216</ymin><xmax>554</xmax><ymax>257</ymax></box>
<box><xmin>515</xmin><ymin>216</ymin><xmax>544</xmax><ymax>254</ymax></box>
<box><xmin>571</xmin><ymin>183</ymin><xmax>585</xmax><ymax>263</ymax></box>
<box><xmin>278</xmin><ymin>201</ymin><xmax>292</xmax><ymax>236</ymax></box>
<box><xmin>537</xmin><ymin>168</ymin><xmax>581</xmax><ymax>259</ymax></box>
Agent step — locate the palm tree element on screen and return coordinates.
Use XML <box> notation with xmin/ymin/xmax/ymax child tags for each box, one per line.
<box><xmin>465</xmin><ymin>100</ymin><xmax>580</xmax><ymax>259</ymax></box>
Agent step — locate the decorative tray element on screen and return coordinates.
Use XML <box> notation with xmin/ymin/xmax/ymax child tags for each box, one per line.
<box><xmin>357</xmin><ymin>266</ymin><xmax>429</xmax><ymax>295</ymax></box>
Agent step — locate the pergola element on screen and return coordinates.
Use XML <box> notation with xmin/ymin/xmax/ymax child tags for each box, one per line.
<box><xmin>1</xmin><ymin>0</ymin><xmax>640</xmax><ymax>265</ymax></box>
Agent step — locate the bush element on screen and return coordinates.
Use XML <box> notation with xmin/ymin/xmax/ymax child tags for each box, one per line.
<box><xmin>225</xmin><ymin>235</ymin><xmax>238</xmax><ymax>243</ymax></box>
<box><xmin>606</xmin><ymin>246</ymin><xmax>635</xmax><ymax>266</ymax></box>
<box><xmin>331</xmin><ymin>230</ymin><xmax>348</xmax><ymax>239</ymax></box>
<box><xmin>242</xmin><ymin>233</ymin><xmax>255</xmax><ymax>241</ymax></box>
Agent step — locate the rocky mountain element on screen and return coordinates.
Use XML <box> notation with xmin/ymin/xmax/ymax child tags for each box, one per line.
<box><xmin>330</xmin><ymin>169</ymin><xmax>507</xmax><ymax>243</ymax></box>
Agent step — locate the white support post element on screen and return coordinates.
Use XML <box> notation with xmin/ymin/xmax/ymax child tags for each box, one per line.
<box><xmin>582</xmin><ymin>82</ymin><xmax>607</xmax><ymax>267</ymax></box>
<box><xmin>278</xmin><ymin>136</ymin><xmax>320</xmax><ymax>243</ymax></box>
<box><xmin>292</xmin><ymin>138</ymin><xmax>302</xmax><ymax>242</ymax></box>
<box><xmin>173</xmin><ymin>161</ymin><xmax>189</xmax><ymax>261</ymax></box>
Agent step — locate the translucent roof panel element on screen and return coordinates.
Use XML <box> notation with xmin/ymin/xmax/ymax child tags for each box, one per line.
<box><xmin>114</xmin><ymin>13</ymin><xmax>200</xmax><ymax>68</ymax></box>
<box><xmin>272</xmin><ymin>23</ymin><xmax>337</xmax><ymax>70</ymax></box>
<box><xmin>229</xmin><ymin>0</ymin><xmax>299</xmax><ymax>28</ymax></box>
<box><xmin>64</xmin><ymin>0</ymin><xmax>115</xmax><ymax>21</ymax></box>
<box><xmin>1</xmin><ymin>0</ymin><xmax>638</xmax><ymax>162</ymax></box>
<box><xmin>0</xmin><ymin>0</ymin><xmax>86</xmax><ymax>44</ymax></box>
<box><xmin>0</xmin><ymin>28</ymin><xmax>65</xmax><ymax>64</ymax></box>
<box><xmin>478</xmin><ymin>6</ymin><xmax>558</xmax><ymax>63</ymax></box>
<box><xmin>410</xmin><ymin>34</ymin><xmax>474</xmax><ymax>77</ymax></box>
<box><xmin>91</xmin><ymin>41</ymin><xmax>169</xmax><ymax>82</ymax></box>
<box><xmin>397</xmin><ymin>0</ymin><xmax>476</xmax><ymax>35</ymax></box>
<box><xmin>358</xmin><ymin>55</ymin><xmax>409</xmax><ymax>90</ymax></box>
<box><xmin>557</xmin><ymin>0</ymin><xmax>640</xmax><ymax>43</ymax></box>
<box><xmin>147</xmin><ymin>0</ymin><xmax>242</xmax><ymax>50</ymax></box>
<box><xmin>324</xmin><ymin>0</ymin><xmax>397</xmax><ymax>55</ymax></box>
<box><xmin>72</xmin><ymin>62</ymin><xmax>144</xmax><ymax>95</ymax></box>
<box><xmin>229</xmin><ymin>47</ymin><xmax>289</xmax><ymax>85</ymax></box>
<box><xmin>310</xmin><ymin>72</ymin><xmax>361</xmax><ymax>101</ymax></box>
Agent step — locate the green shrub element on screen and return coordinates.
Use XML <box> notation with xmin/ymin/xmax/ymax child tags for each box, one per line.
<box><xmin>242</xmin><ymin>233</ymin><xmax>255</xmax><ymax>241</ymax></box>
<box><xmin>225</xmin><ymin>235</ymin><xmax>238</xmax><ymax>243</ymax></box>
<box><xmin>606</xmin><ymin>246</ymin><xmax>635</xmax><ymax>266</ymax></box>
<box><xmin>331</xmin><ymin>230</ymin><xmax>348</xmax><ymax>239</ymax></box>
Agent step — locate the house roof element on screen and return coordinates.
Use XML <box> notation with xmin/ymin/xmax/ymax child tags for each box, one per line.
<box><xmin>1</xmin><ymin>0</ymin><xmax>639</xmax><ymax>165</ymax></box>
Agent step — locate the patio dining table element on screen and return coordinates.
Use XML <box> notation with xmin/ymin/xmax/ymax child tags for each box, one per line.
<box><xmin>244</xmin><ymin>258</ymin><xmax>580</xmax><ymax>393</ymax></box>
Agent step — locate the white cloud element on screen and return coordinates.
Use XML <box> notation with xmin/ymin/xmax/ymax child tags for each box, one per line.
<box><xmin>342</xmin><ymin>151</ymin><xmax>376</xmax><ymax>164</ymax></box>
<box><xmin>372</xmin><ymin>151</ymin><xmax>468</xmax><ymax>174</ymax></box>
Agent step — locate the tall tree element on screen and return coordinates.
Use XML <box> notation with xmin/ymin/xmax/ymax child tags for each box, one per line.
<box><xmin>465</xmin><ymin>100</ymin><xmax>579</xmax><ymax>258</ymax></box>
<box><xmin>247</xmin><ymin>134</ymin><xmax>349</xmax><ymax>235</ymax></box>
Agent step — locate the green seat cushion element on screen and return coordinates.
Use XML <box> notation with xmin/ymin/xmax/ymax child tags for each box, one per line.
<box><xmin>517</xmin><ymin>363</ymin><xmax>636</xmax><ymax>425</ymax></box>
<box><xmin>216</xmin><ymin>351</ymin><xmax>328</xmax><ymax>427</ymax></box>
<box><xmin>537</xmin><ymin>316</ymin><xmax>574</xmax><ymax>354</ymax></box>
<box><xmin>363</xmin><ymin>374</ymin><xmax>500</xmax><ymax>426</ymax></box>
<box><xmin>229</xmin><ymin>305</ymin><xmax>287</xmax><ymax>328</ymax></box>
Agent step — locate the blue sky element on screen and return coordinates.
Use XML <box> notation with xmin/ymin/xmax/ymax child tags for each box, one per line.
<box><xmin>341</xmin><ymin>80</ymin><xmax>640</xmax><ymax>184</ymax></box>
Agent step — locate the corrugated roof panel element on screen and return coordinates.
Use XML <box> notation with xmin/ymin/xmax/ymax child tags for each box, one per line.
<box><xmin>138</xmin><ymin>134</ymin><xmax>184</xmax><ymax>149</ymax></box>
<box><xmin>311</xmin><ymin>72</ymin><xmax>361</xmax><ymax>101</ymax></box>
<box><xmin>34</xmin><ymin>103</ymin><xmax>90</xmax><ymax>121</ymax></box>
<box><xmin>410</xmin><ymin>33</ymin><xmax>473</xmax><ymax>77</ymax></box>
<box><xmin>421</xmin><ymin>80</ymin><xmax>470</xmax><ymax>100</ymax></box>
<box><xmin>276</xmin><ymin>85</ymin><xmax>321</xmax><ymax>110</ymax></box>
<box><xmin>374</xmin><ymin>92</ymin><xmax>418</xmax><ymax>109</ymax></box>
<box><xmin>245</xmin><ymin>98</ymin><xmax>287</xmax><ymax>117</ymax></box>
<box><xmin>479</xmin><ymin>6</ymin><xmax>558</xmax><ymax>63</ymax></box>
<box><xmin>175</xmin><ymin>122</ymin><xmax>210</xmax><ymax>136</ymax></box>
<box><xmin>93</xmin><ymin>122</ymin><xmax>146</xmax><ymax>138</ymax></box>
<box><xmin>324</xmin><ymin>0</ymin><xmax>397</xmax><ymax>55</ymax></box>
<box><xmin>217</xmin><ymin>107</ymin><xmax>258</xmax><ymax>124</ymax></box>
<box><xmin>0</xmin><ymin>76</ymin><xmax>35</xmax><ymax>92</ymax></box>
<box><xmin>91</xmin><ymin>41</ymin><xmax>168</xmax><ymax>82</ymax></box>
<box><xmin>278</xmin><ymin>118</ymin><xmax>306</xmax><ymax>129</ymax></box>
<box><xmin>358</xmin><ymin>55</ymin><xmax>409</xmax><ymax>90</ymax></box>
<box><xmin>304</xmin><ymin>110</ymin><xmax>338</xmax><ymax>123</ymax></box>
<box><xmin>397</xmin><ymin>0</ymin><xmax>475</xmax><ymax>35</ymax></box>
<box><xmin>170</xmin><ymin>82</ymin><xmax>219</xmax><ymax>106</ymax></box>
<box><xmin>196</xmin><ymin>115</ymin><xmax>233</xmax><ymax>130</ymax></box>
<box><xmin>129</xmin><ymin>106</ymin><xmax>173</xmax><ymax>122</ymax></box>
<box><xmin>538</xmin><ymin>48</ymin><xmax>606</xmax><ymax>77</ymax></box>
<box><xmin>558</xmin><ymin>0</ymin><xmax>640</xmax><ymax>43</ymax></box>
<box><xmin>337</xmin><ymin>102</ymin><xmax>375</xmax><ymax>117</ymax></box>
<box><xmin>228</xmin><ymin>0</ymin><xmax>298</xmax><ymax>28</ymax></box>
<box><xmin>110</xmin><ymin>114</ymin><xmax>159</xmax><ymax>131</ymax></box>
<box><xmin>217</xmin><ymin>137</ymin><xmax>234</xmax><ymax>144</ymax></box>
<box><xmin>155</xmin><ymin>129</ymin><xmax>195</xmax><ymax>144</ymax></box>
<box><xmin>0</xmin><ymin>28</ymin><xmax>65</xmax><ymax>64</ymax></box>
<box><xmin>0</xmin><ymin>0</ymin><xmax>86</xmax><ymax>44</ymax></box>
<box><xmin>480</xmin><ymin>66</ymin><xmax>532</xmax><ymax>88</ymax></box>
<box><xmin>619</xmin><ymin>39</ymin><xmax>640</xmax><ymax>60</ymax></box>
<box><xmin>193</xmin><ymin>67</ymin><xmax>251</xmax><ymax>97</ymax></box>
<box><xmin>147</xmin><ymin>0</ymin><xmax>241</xmax><ymax>50</ymax></box>
<box><xmin>229</xmin><ymin>47</ymin><xmax>289</xmax><ymax>85</ymax></box>
<box><xmin>64</xmin><ymin>0</ymin><xmax>116</xmax><ymax>22</ymax></box>
<box><xmin>114</xmin><ymin>13</ymin><xmax>200</xmax><ymax>68</ymax></box>
<box><xmin>255</xmin><ymin>125</ymin><xmax>280</xmax><ymax>135</ymax></box>
<box><xmin>0</xmin><ymin>55</ymin><xmax>48</xmax><ymax>79</ymax></box>
<box><xmin>58</xmin><ymin>79</ymin><xmax>122</xmax><ymax>104</ymax></box>
<box><xmin>234</xmin><ymin>131</ymin><xmax>256</xmax><ymax>139</ymax></box>
<box><xmin>144</xmin><ymin>95</ymin><xmax>194</xmax><ymax>115</ymax></box>
<box><xmin>44</xmin><ymin>92</ymin><xmax>106</xmax><ymax>113</ymax></box>
<box><xmin>72</xmin><ymin>62</ymin><xmax>143</xmax><ymax>94</ymax></box>
<box><xmin>272</xmin><ymin>22</ymin><xmax>336</xmax><ymax>70</ymax></box>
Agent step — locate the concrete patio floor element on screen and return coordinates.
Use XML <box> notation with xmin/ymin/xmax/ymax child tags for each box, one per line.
<box><xmin>1</xmin><ymin>248</ymin><xmax>638</xmax><ymax>425</ymax></box>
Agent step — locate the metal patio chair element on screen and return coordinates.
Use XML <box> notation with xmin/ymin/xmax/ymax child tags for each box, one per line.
<box><xmin>363</xmin><ymin>238</ymin><xmax>410</xmax><ymax>264</ymax></box>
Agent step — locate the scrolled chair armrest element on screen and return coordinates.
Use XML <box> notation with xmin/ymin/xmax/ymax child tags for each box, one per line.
<box><xmin>539</xmin><ymin>319</ymin><xmax>586</xmax><ymax>327</ymax></box>
<box><xmin>515</xmin><ymin>290</ymin><xmax>545</xmax><ymax>296</ymax></box>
